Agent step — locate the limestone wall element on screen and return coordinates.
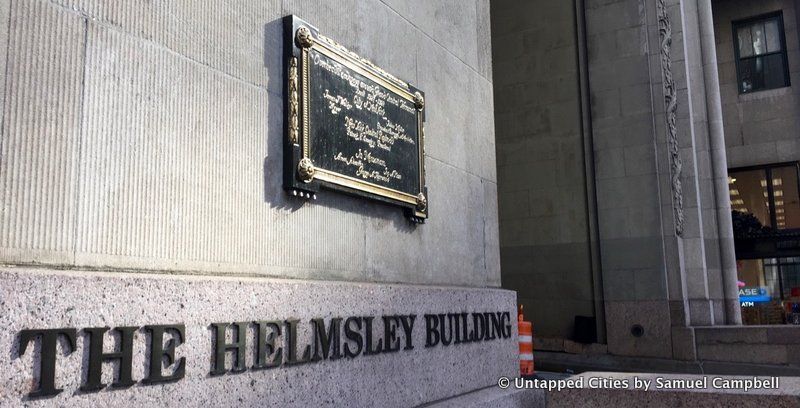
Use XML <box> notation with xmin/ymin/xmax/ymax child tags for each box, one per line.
<box><xmin>0</xmin><ymin>2</ymin><xmax>519</xmax><ymax>406</ymax></box>
<box><xmin>0</xmin><ymin>0</ymin><xmax>500</xmax><ymax>288</ymax></box>
<box><xmin>491</xmin><ymin>0</ymin><xmax>596</xmax><ymax>339</ymax></box>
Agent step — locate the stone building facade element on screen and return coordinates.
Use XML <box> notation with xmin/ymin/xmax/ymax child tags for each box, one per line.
<box><xmin>0</xmin><ymin>0</ymin><xmax>518</xmax><ymax>406</ymax></box>
<box><xmin>493</xmin><ymin>0</ymin><xmax>800</xmax><ymax>373</ymax></box>
<box><xmin>3</xmin><ymin>0</ymin><xmax>800</xmax><ymax>404</ymax></box>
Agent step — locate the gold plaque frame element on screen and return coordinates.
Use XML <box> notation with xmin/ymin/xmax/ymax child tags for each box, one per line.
<box><xmin>284</xmin><ymin>15</ymin><xmax>428</xmax><ymax>222</ymax></box>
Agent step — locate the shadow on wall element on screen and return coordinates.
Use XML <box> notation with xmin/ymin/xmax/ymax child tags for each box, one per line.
<box><xmin>262</xmin><ymin>18</ymin><xmax>302</xmax><ymax>213</ymax></box>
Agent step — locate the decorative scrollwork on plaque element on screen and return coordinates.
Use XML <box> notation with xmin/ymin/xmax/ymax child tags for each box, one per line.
<box><xmin>283</xmin><ymin>15</ymin><xmax>428</xmax><ymax>222</ymax></box>
<box><xmin>297</xmin><ymin>157</ymin><xmax>316</xmax><ymax>183</ymax></box>
<box><xmin>289</xmin><ymin>57</ymin><xmax>299</xmax><ymax>144</ymax></box>
<box><xmin>414</xmin><ymin>92</ymin><xmax>424</xmax><ymax>111</ymax></box>
<box><xmin>296</xmin><ymin>26</ymin><xmax>313</xmax><ymax>48</ymax></box>
<box><xmin>657</xmin><ymin>0</ymin><xmax>684</xmax><ymax>237</ymax></box>
<box><xmin>315</xmin><ymin>33</ymin><xmax>409</xmax><ymax>89</ymax></box>
<box><xmin>416</xmin><ymin>193</ymin><xmax>427</xmax><ymax>212</ymax></box>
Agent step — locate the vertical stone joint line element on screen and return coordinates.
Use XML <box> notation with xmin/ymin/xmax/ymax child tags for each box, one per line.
<box><xmin>657</xmin><ymin>0</ymin><xmax>685</xmax><ymax>237</ymax></box>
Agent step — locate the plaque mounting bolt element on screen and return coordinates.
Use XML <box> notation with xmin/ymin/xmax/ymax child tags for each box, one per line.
<box><xmin>416</xmin><ymin>192</ymin><xmax>427</xmax><ymax>212</ymax></box>
<box><xmin>413</xmin><ymin>92</ymin><xmax>424</xmax><ymax>110</ymax></box>
<box><xmin>297</xmin><ymin>158</ymin><xmax>316</xmax><ymax>183</ymax></box>
<box><xmin>296</xmin><ymin>26</ymin><xmax>313</xmax><ymax>48</ymax></box>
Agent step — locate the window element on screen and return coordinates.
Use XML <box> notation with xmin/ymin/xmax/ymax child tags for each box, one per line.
<box><xmin>729</xmin><ymin>163</ymin><xmax>800</xmax><ymax>233</ymax></box>
<box><xmin>737</xmin><ymin>257</ymin><xmax>800</xmax><ymax>325</ymax></box>
<box><xmin>731</xmin><ymin>164</ymin><xmax>800</xmax><ymax>325</ymax></box>
<box><xmin>733</xmin><ymin>12</ymin><xmax>790</xmax><ymax>93</ymax></box>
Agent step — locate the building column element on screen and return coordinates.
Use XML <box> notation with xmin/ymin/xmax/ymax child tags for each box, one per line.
<box><xmin>696</xmin><ymin>0</ymin><xmax>742</xmax><ymax>325</ymax></box>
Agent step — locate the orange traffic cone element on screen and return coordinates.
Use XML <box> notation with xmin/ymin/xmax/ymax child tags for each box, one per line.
<box><xmin>518</xmin><ymin>305</ymin><xmax>534</xmax><ymax>376</ymax></box>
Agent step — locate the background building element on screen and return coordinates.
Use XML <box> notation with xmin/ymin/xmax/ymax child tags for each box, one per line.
<box><xmin>715</xmin><ymin>0</ymin><xmax>800</xmax><ymax>326</ymax></box>
<box><xmin>493</xmin><ymin>0</ymin><xmax>800</xmax><ymax>373</ymax></box>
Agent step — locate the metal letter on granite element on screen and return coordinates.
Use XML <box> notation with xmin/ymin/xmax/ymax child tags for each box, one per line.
<box><xmin>283</xmin><ymin>15</ymin><xmax>428</xmax><ymax>223</ymax></box>
<box><xmin>657</xmin><ymin>0</ymin><xmax>684</xmax><ymax>236</ymax></box>
<box><xmin>16</xmin><ymin>312</ymin><xmax>512</xmax><ymax>398</ymax></box>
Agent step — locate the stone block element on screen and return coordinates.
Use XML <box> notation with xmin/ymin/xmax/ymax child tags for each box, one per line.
<box><xmin>620</xmin><ymin>84</ymin><xmax>653</xmax><ymax>117</ymax></box>
<box><xmin>697</xmin><ymin>344</ymin><xmax>788</xmax><ymax>365</ymax></box>
<box><xmin>60</xmin><ymin>0</ymin><xmax>283</xmax><ymax>92</ymax></box>
<box><xmin>498</xmin><ymin>189</ymin><xmax>529</xmax><ymax>220</ymax></box>
<box><xmin>743</xmin><ymin>117</ymin><xmax>800</xmax><ymax>145</ymax></box>
<box><xmin>282</xmin><ymin>0</ymin><xmax>360</xmax><ymax>53</ymax></box>
<box><xmin>588</xmin><ymin>55</ymin><xmax>652</xmax><ymax>92</ymax></box>
<box><xmin>623</xmin><ymin>144</ymin><xmax>656</xmax><ymax>176</ymax></box>
<box><xmin>0</xmin><ymin>267</ymin><xmax>517</xmax><ymax>406</ymax></box>
<box><xmin>490</xmin><ymin>0</ymin><xmax>548</xmax><ymax>39</ymax></box>
<box><xmin>535</xmin><ymin>337</ymin><xmax>565</xmax><ymax>352</ymax></box>
<box><xmin>563</xmin><ymin>339</ymin><xmax>608</xmax><ymax>355</ymax></box>
<box><xmin>766</xmin><ymin>326</ymin><xmax>800</xmax><ymax>345</ymax></box>
<box><xmin>363</xmin><ymin>205</ymin><xmax>424</xmax><ymax>285</ymax></box>
<box><xmin>717</xmin><ymin>61</ymin><xmax>738</xmax><ymax>85</ymax></box>
<box><xmin>379</xmin><ymin>0</ymin><xmax>480</xmax><ymax>74</ymax></box>
<box><xmin>549</xmin><ymin>372</ymin><xmax>800</xmax><ymax>408</ymax></box>
<box><xmin>695</xmin><ymin>327</ymin><xmax>770</xmax><ymax>345</ymax></box>
<box><xmin>634</xmin><ymin>268</ymin><xmax>669</xmax><ymax>300</ymax></box>
<box><xmin>741</xmin><ymin>94</ymin><xmax>797</xmax><ymax>123</ymax></box>
<box><xmin>776</xmin><ymin>139</ymin><xmax>800</xmax><ymax>162</ymax></box>
<box><xmin>681</xmin><ymin>238</ymin><xmax>706</xmax><ymax>273</ymax></box>
<box><xmin>726</xmin><ymin>142</ymin><xmax>778</xmax><ymax>168</ymax></box>
<box><xmin>521</xmin><ymin>216</ymin><xmax>562</xmax><ymax>246</ymax></box>
<box><xmin>419</xmin><ymin>159</ymin><xmax>487</xmax><ymax>286</ymax></box>
<box><xmin>592</xmin><ymin>114</ymin><xmax>653</xmax><ymax>150</ymax></box>
<box><xmin>598</xmin><ymin>208</ymin><xmax>631</xmax><ymax>239</ymax></box>
<box><xmin>518</xmin><ymin>297</ymin><xmax>594</xmax><ymax>339</ymax></box>
<box><xmin>585</xmin><ymin>1</ymin><xmax>645</xmax><ymax>35</ymax></box>
<box><xmin>688</xmin><ymin>298</ymin><xmax>714</xmax><ymax>326</ymax></box>
<box><xmin>470</xmin><ymin>75</ymin><xmax>499</xmax><ymax>182</ymax></box>
<box><xmin>604</xmin><ymin>300</ymin><xmax>673</xmax><ymax>359</ymax></box>
<box><xmin>428</xmin><ymin>386</ymin><xmax>546</xmax><ymax>408</ymax></box>
<box><xmin>590</xmin><ymin>88</ymin><xmax>621</xmax><ymax>120</ymax></box>
<box><xmin>484</xmin><ymin>181</ymin><xmax>502</xmax><ymax>287</ymax></box>
<box><xmin>602</xmin><ymin>269</ymin><xmax>636</xmax><ymax>301</ymax></box>
<box><xmin>500</xmin><ymin>160</ymin><xmax>557</xmax><ymax>193</ymax></box>
<box><xmin>416</xmin><ymin>34</ymin><xmax>472</xmax><ymax>176</ymax></box>
<box><xmin>0</xmin><ymin>0</ymin><xmax>85</xmax><ymax>264</ymax></box>
<box><xmin>588</xmin><ymin>31</ymin><xmax>617</xmax><ymax>59</ymax></box>
<box><xmin>527</xmin><ymin>189</ymin><xmax>560</xmax><ymax>220</ymax></box>
<box><xmin>616</xmin><ymin>26</ymin><xmax>648</xmax><ymax>58</ymax></box>
<box><xmin>0</xmin><ymin>0</ymin><xmax>9</xmax><ymax>126</ymax></box>
<box><xmin>75</xmin><ymin>24</ymin><xmax>368</xmax><ymax>280</ymax></box>
<box><xmin>595</xmin><ymin>174</ymin><xmax>660</xmax><ymax>211</ymax></box>
<box><xmin>351</xmin><ymin>0</ymin><xmax>419</xmax><ymax>85</ymax></box>
<box><xmin>627</xmin><ymin>204</ymin><xmax>662</xmax><ymax>237</ymax></box>
<box><xmin>365</xmin><ymin>158</ymin><xmax>486</xmax><ymax>287</ymax></box>
<box><xmin>476</xmin><ymin>0</ymin><xmax>492</xmax><ymax>80</ymax></box>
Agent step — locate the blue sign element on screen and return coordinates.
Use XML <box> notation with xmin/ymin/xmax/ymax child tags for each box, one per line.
<box><xmin>738</xmin><ymin>286</ymin><xmax>771</xmax><ymax>303</ymax></box>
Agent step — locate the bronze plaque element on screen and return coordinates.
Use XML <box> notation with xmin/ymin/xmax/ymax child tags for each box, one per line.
<box><xmin>283</xmin><ymin>15</ymin><xmax>428</xmax><ymax>222</ymax></box>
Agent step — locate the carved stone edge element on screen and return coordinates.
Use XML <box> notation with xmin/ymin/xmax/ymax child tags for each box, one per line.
<box><xmin>657</xmin><ymin>0</ymin><xmax>685</xmax><ymax>237</ymax></box>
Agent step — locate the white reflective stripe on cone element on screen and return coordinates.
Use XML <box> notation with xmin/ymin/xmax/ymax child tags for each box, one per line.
<box><xmin>519</xmin><ymin>353</ymin><xmax>534</xmax><ymax>361</ymax></box>
<box><xmin>518</xmin><ymin>335</ymin><xmax>532</xmax><ymax>342</ymax></box>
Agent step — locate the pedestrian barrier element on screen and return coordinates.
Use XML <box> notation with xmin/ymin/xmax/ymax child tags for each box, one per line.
<box><xmin>518</xmin><ymin>305</ymin><xmax>534</xmax><ymax>376</ymax></box>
